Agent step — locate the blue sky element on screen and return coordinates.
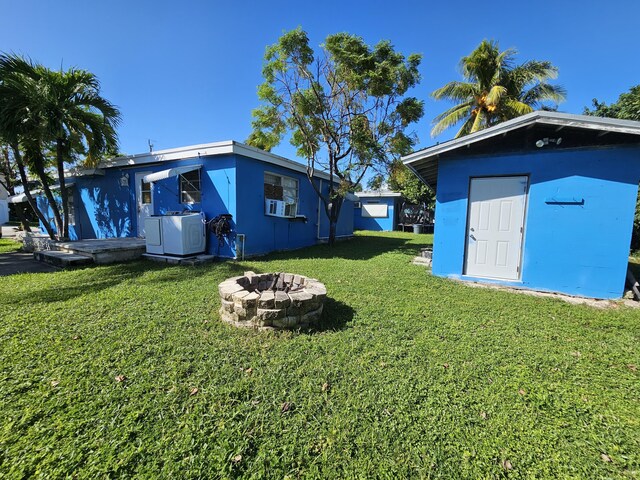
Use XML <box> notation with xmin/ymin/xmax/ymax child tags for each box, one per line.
<box><xmin>2</xmin><ymin>0</ymin><xmax>639</xmax><ymax>162</ymax></box>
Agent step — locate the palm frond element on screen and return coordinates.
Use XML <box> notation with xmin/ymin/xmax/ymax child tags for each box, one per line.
<box><xmin>430</xmin><ymin>101</ymin><xmax>473</xmax><ymax>137</ymax></box>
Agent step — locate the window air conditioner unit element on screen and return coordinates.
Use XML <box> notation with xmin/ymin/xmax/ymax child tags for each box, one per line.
<box><xmin>283</xmin><ymin>202</ymin><xmax>297</xmax><ymax>218</ymax></box>
<box><xmin>265</xmin><ymin>199</ymin><xmax>285</xmax><ymax>216</ymax></box>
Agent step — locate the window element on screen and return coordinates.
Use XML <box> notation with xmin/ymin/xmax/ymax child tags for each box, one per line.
<box><xmin>67</xmin><ymin>189</ymin><xmax>76</xmax><ymax>225</ymax></box>
<box><xmin>264</xmin><ymin>172</ymin><xmax>298</xmax><ymax>218</ymax></box>
<box><xmin>180</xmin><ymin>170</ymin><xmax>201</xmax><ymax>203</ymax></box>
<box><xmin>141</xmin><ymin>179</ymin><xmax>152</xmax><ymax>205</ymax></box>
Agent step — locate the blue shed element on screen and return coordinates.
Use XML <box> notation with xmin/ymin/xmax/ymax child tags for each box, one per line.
<box><xmin>403</xmin><ymin>112</ymin><xmax>640</xmax><ymax>299</ymax></box>
<box><xmin>34</xmin><ymin>141</ymin><xmax>354</xmax><ymax>258</ymax></box>
<box><xmin>354</xmin><ymin>191</ymin><xmax>402</xmax><ymax>231</ymax></box>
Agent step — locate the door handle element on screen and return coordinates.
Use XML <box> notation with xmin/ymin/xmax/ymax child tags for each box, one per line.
<box><xmin>470</xmin><ymin>234</ymin><xmax>476</xmax><ymax>241</ymax></box>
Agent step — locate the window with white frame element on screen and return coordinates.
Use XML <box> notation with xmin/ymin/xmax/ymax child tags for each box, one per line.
<box><xmin>264</xmin><ymin>172</ymin><xmax>298</xmax><ymax>218</ymax></box>
<box><xmin>180</xmin><ymin>170</ymin><xmax>201</xmax><ymax>203</ymax></box>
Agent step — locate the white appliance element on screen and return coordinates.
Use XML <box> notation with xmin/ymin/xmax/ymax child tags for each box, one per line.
<box><xmin>145</xmin><ymin>217</ymin><xmax>164</xmax><ymax>254</ymax></box>
<box><xmin>144</xmin><ymin>213</ymin><xmax>206</xmax><ymax>256</ymax></box>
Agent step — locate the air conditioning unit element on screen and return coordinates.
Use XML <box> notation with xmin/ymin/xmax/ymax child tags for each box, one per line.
<box><xmin>283</xmin><ymin>202</ymin><xmax>297</xmax><ymax>217</ymax></box>
<box><xmin>354</xmin><ymin>201</ymin><xmax>362</xmax><ymax>208</ymax></box>
<box><xmin>265</xmin><ymin>199</ymin><xmax>285</xmax><ymax>217</ymax></box>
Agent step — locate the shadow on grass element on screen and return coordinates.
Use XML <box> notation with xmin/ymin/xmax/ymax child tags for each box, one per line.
<box><xmin>307</xmin><ymin>297</ymin><xmax>354</xmax><ymax>333</ymax></box>
<box><xmin>260</xmin><ymin>234</ymin><xmax>433</xmax><ymax>262</ymax></box>
<box><xmin>1</xmin><ymin>260</ymin><xmax>218</xmax><ymax>305</ymax></box>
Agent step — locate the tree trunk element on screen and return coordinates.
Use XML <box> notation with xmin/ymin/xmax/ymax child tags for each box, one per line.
<box><xmin>12</xmin><ymin>146</ymin><xmax>57</xmax><ymax>239</ymax></box>
<box><xmin>0</xmin><ymin>148</ymin><xmax>32</xmax><ymax>232</ymax></box>
<box><xmin>327</xmin><ymin>196</ymin><xmax>344</xmax><ymax>246</ymax></box>
<box><xmin>56</xmin><ymin>139</ymin><xmax>70</xmax><ymax>241</ymax></box>
<box><xmin>33</xmin><ymin>159</ymin><xmax>64</xmax><ymax>239</ymax></box>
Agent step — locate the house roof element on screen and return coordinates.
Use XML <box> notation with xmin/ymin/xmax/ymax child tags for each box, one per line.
<box><xmin>402</xmin><ymin>111</ymin><xmax>640</xmax><ymax>188</ymax></box>
<box><xmin>355</xmin><ymin>190</ymin><xmax>402</xmax><ymax>198</ymax></box>
<box><xmin>69</xmin><ymin>140</ymin><xmax>334</xmax><ymax>181</ymax></box>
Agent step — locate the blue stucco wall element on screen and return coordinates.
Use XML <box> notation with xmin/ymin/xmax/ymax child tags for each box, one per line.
<box><xmin>433</xmin><ymin>146</ymin><xmax>640</xmax><ymax>299</ymax></box>
<box><xmin>354</xmin><ymin>196</ymin><xmax>397</xmax><ymax>231</ymax></box>
<box><xmin>234</xmin><ymin>155</ymin><xmax>353</xmax><ymax>256</ymax></box>
<box><xmin>40</xmin><ymin>152</ymin><xmax>354</xmax><ymax>258</ymax></box>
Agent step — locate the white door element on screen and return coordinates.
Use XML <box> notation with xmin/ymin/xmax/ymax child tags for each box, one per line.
<box><xmin>135</xmin><ymin>172</ymin><xmax>154</xmax><ymax>237</ymax></box>
<box><xmin>465</xmin><ymin>176</ymin><xmax>528</xmax><ymax>280</ymax></box>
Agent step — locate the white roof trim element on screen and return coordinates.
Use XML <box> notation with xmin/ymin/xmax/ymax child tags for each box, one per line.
<box><xmin>143</xmin><ymin>165</ymin><xmax>201</xmax><ymax>183</ymax></box>
<box><xmin>8</xmin><ymin>182</ymin><xmax>75</xmax><ymax>203</ymax></box>
<box><xmin>355</xmin><ymin>191</ymin><xmax>402</xmax><ymax>198</ymax></box>
<box><xmin>80</xmin><ymin>140</ymin><xmax>332</xmax><ymax>181</ymax></box>
<box><xmin>402</xmin><ymin>111</ymin><xmax>640</xmax><ymax>166</ymax></box>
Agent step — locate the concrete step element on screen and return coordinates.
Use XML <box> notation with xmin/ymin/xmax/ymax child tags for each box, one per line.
<box><xmin>34</xmin><ymin>250</ymin><xmax>94</xmax><ymax>268</ymax></box>
<box><xmin>412</xmin><ymin>256</ymin><xmax>432</xmax><ymax>267</ymax></box>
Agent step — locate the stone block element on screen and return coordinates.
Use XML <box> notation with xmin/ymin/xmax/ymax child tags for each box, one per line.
<box><xmin>258</xmin><ymin>291</ymin><xmax>275</xmax><ymax>309</ymax></box>
<box><xmin>284</xmin><ymin>273</ymin><xmax>293</xmax><ymax>285</ymax></box>
<box><xmin>301</xmin><ymin>306</ymin><xmax>322</xmax><ymax>324</ymax></box>
<box><xmin>272</xmin><ymin>318</ymin><xmax>287</xmax><ymax>329</ymax></box>
<box><xmin>305</xmin><ymin>287</ymin><xmax>327</xmax><ymax>304</ymax></box>
<box><xmin>232</xmin><ymin>290</ymin><xmax>251</xmax><ymax>305</ymax></box>
<box><xmin>235</xmin><ymin>306</ymin><xmax>247</xmax><ymax>319</ymax></box>
<box><xmin>293</xmin><ymin>275</ymin><xmax>302</xmax><ymax>286</ymax></box>
<box><xmin>242</xmin><ymin>292</ymin><xmax>260</xmax><ymax>309</ymax></box>
<box><xmin>274</xmin><ymin>291</ymin><xmax>291</xmax><ymax>308</ymax></box>
<box><xmin>221</xmin><ymin>299</ymin><xmax>235</xmax><ymax>313</ymax></box>
<box><xmin>257</xmin><ymin>308</ymin><xmax>285</xmax><ymax>322</ymax></box>
<box><xmin>220</xmin><ymin>284</ymin><xmax>245</xmax><ymax>301</ymax></box>
<box><xmin>289</xmin><ymin>291</ymin><xmax>313</xmax><ymax>308</ymax></box>
<box><xmin>285</xmin><ymin>316</ymin><xmax>301</xmax><ymax>328</ymax></box>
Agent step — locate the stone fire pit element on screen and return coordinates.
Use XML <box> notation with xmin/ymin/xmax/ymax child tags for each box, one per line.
<box><xmin>218</xmin><ymin>271</ymin><xmax>326</xmax><ymax>329</ymax></box>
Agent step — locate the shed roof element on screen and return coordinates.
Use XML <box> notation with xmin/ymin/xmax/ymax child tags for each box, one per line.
<box><xmin>355</xmin><ymin>190</ymin><xmax>402</xmax><ymax>198</ymax></box>
<box><xmin>402</xmin><ymin>111</ymin><xmax>640</xmax><ymax>188</ymax></box>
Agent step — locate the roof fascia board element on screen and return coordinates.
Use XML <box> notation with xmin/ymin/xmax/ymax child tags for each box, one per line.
<box><xmin>79</xmin><ymin>140</ymin><xmax>332</xmax><ymax>181</ymax></box>
<box><xmin>403</xmin><ymin>112</ymin><xmax>640</xmax><ymax>166</ymax></box>
<box><xmin>355</xmin><ymin>192</ymin><xmax>403</xmax><ymax>198</ymax></box>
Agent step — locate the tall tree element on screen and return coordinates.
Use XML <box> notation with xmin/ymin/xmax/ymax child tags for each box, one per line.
<box><xmin>584</xmin><ymin>85</ymin><xmax>640</xmax><ymax>121</ymax></box>
<box><xmin>0</xmin><ymin>54</ymin><xmax>120</xmax><ymax>240</ymax></box>
<box><xmin>431</xmin><ymin>40</ymin><xmax>566</xmax><ymax>138</ymax></box>
<box><xmin>247</xmin><ymin>28</ymin><xmax>424</xmax><ymax>245</ymax></box>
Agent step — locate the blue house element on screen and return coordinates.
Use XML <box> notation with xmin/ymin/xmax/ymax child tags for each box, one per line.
<box><xmin>36</xmin><ymin>141</ymin><xmax>354</xmax><ymax>258</ymax></box>
<box><xmin>354</xmin><ymin>191</ymin><xmax>402</xmax><ymax>231</ymax></box>
<box><xmin>403</xmin><ymin>112</ymin><xmax>640</xmax><ymax>299</ymax></box>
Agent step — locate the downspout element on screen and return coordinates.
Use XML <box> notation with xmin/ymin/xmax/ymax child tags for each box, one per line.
<box><xmin>316</xmin><ymin>179</ymin><xmax>322</xmax><ymax>240</ymax></box>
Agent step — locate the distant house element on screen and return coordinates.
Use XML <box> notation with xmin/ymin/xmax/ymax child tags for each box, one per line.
<box><xmin>354</xmin><ymin>191</ymin><xmax>402</xmax><ymax>231</ymax></box>
<box><xmin>0</xmin><ymin>175</ymin><xmax>8</xmax><ymax>225</ymax></box>
<box><xmin>403</xmin><ymin>111</ymin><xmax>640</xmax><ymax>299</ymax></box>
<box><xmin>22</xmin><ymin>141</ymin><xmax>354</xmax><ymax>258</ymax></box>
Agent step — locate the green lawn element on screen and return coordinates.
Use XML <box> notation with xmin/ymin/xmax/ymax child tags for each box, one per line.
<box><xmin>0</xmin><ymin>238</ymin><xmax>22</xmax><ymax>253</ymax></box>
<box><xmin>1</xmin><ymin>231</ymin><xmax>638</xmax><ymax>478</ymax></box>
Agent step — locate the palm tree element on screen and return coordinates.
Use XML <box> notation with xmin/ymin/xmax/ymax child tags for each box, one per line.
<box><xmin>39</xmin><ymin>67</ymin><xmax>120</xmax><ymax>239</ymax></box>
<box><xmin>431</xmin><ymin>40</ymin><xmax>566</xmax><ymax>138</ymax></box>
<box><xmin>0</xmin><ymin>53</ymin><xmax>120</xmax><ymax>240</ymax></box>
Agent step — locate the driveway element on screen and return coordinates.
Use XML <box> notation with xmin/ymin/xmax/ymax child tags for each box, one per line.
<box><xmin>0</xmin><ymin>251</ymin><xmax>59</xmax><ymax>276</ymax></box>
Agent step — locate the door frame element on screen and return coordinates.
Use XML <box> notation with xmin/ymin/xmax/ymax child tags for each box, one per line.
<box><xmin>463</xmin><ymin>174</ymin><xmax>529</xmax><ymax>281</ymax></box>
<box><xmin>135</xmin><ymin>171</ymin><xmax>154</xmax><ymax>238</ymax></box>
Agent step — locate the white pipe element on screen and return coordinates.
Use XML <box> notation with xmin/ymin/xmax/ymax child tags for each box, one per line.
<box><xmin>236</xmin><ymin>233</ymin><xmax>246</xmax><ymax>261</ymax></box>
<box><xmin>316</xmin><ymin>179</ymin><xmax>322</xmax><ymax>240</ymax></box>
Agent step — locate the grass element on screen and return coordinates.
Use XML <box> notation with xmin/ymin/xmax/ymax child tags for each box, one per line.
<box><xmin>1</xmin><ymin>231</ymin><xmax>639</xmax><ymax>478</ymax></box>
<box><xmin>0</xmin><ymin>238</ymin><xmax>22</xmax><ymax>253</ymax></box>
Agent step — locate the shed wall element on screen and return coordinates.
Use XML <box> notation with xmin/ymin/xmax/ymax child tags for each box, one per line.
<box><xmin>354</xmin><ymin>196</ymin><xmax>397</xmax><ymax>231</ymax></box>
<box><xmin>433</xmin><ymin>146</ymin><xmax>640</xmax><ymax>298</ymax></box>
